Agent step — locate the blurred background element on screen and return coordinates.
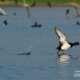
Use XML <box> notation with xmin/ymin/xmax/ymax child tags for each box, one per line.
<box><xmin>0</xmin><ymin>0</ymin><xmax>80</xmax><ymax>7</ymax></box>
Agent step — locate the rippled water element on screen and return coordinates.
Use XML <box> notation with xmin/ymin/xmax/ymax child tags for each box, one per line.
<box><xmin>0</xmin><ymin>6</ymin><xmax>80</xmax><ymax>80</ymax></box>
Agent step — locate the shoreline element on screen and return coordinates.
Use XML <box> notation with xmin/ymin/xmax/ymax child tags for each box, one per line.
<box><xmin>0</xmin><ymin>2</ymin><xmax>80</xmax><ymax>7</ymax></box>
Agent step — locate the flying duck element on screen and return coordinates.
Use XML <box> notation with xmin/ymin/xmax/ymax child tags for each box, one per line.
<box><xmin>74</xmin><ymin>6</ymin><xmax>80</xmax><ymax>17</ymax></box>
<box><xmin>0</xmin><ymin>8</ymin><xmax>7</xmax><ymax>16</ymax></box>
<box><xmin>55</xmin><ymin>27</ymin><xmax>80</xmax><ymax>55</ymax></box>
<box><xmin>23</xmin><ymin>0</ymin><xmax>30</xmax><ymax>17</ymax></box>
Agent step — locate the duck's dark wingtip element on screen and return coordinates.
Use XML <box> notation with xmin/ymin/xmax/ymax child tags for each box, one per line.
<box><xmin>74</xmin><ymin>6</ymin><xmax>77</xmax><ymax>9</ymax></box>
<box><xmin>55</xmin><ymin>27</ymin><xmax>58</xmax><ymax>30</ymax></box>
<box><xmin>55</xmin><ymin>27</ymin><xmax>57</xmax><ymax>29</ymax></box>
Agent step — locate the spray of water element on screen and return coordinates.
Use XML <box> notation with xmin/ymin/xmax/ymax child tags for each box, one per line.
<box><xmin>26</xmin><ymin>40</ymin><xmax>38</xmax><ymax>53</ymax></box>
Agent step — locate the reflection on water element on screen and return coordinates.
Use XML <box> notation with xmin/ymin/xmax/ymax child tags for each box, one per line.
<box><xmin>0</xmin><ymin>7</ymin><xmax>80</xmax><ymax>80</ymax></box>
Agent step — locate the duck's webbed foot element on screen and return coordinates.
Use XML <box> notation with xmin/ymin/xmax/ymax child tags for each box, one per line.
<box><xmin>57</xmin><ymin>50</ymin><xmax>61</xmax><ymax>56</ymax></box>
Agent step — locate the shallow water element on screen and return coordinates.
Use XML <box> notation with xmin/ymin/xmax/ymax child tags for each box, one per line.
<box><xmin>0</xmin><ymin>6</ymin><xmax>80</xmax><ymax>80</ymax></box>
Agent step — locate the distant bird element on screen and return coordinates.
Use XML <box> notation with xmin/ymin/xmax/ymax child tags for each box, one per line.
<box><xmin>18</xmin><ymin>51</ymin><xmax>31</xmax><ymax>55</ymax></box>
<box><xmin>31</xmin><ymin>2</ymin><xmax>36</xmax><ymax>7</ymax></box>
<box><xmin>23</xmin><ymin>0</ymin><xmax>30</xmax><ymax>17</ymax></box>
<box><xmin>31</xmin><ymin>22</ymin><xmax>42</xmax><ymax>27</ymax></box>
<box><xmin>74</xmin><ymin>6</ymin><xmax>80</xmax><ymax>17</ymax></box>
<box><xmin>76</xmin><ymin>21</ymin><xmax>80</xmax><ymax>25</ymax></box>
<box><xmin>47</xmin><ymin>1</ymin><xmax>51</xmax><ymax>7</ymax></box>
<box><xmin>13</xmin><ymin>13</ymin><xmax>17</xmax><ymax>15</ymax></box>
<box><xmin>0</xmin><ymin>8</ymin><xmax>7</xmax><ymax>16</ymax></box>
<box><xmin>55</xmin><ymin>27</ymin><xmax>80</xmax><ymax>55</ymax></box>
<box><xmin>3</xmin><ymin>20</ymin><xmax>8</xmax><ymax>25</ymax></box>
<box><xmin>65</xmin><ymin>9</ymin><xmax>70</xmax><ymax>15</ymax></box>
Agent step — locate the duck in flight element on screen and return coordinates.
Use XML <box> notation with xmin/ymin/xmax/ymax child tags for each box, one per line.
<box><xmin>55</xmin><ymin>27</ymin><xmax>80</xmax><ymax>56</ymax></box>
<box><xmin>0</xmin><ymin>8</ymin><xmax>7</xmax><ymax>16</ymax></box>
<box><xmin>74</xmin><ymin>6</ymin><xmax>80</xmax><ymax>17</ymax></box>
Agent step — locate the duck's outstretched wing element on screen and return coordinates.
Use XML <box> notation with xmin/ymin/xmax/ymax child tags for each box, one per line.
<box><xmin>55</xmin><ymin>27</ymin><xmax>68</xmax><ymax>45</ymax></box>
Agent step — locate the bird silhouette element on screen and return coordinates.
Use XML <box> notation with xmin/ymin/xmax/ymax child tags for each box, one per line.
<box><xmin>74</xmin><ymin>6</ymin><xmax>80</xmax><ymax>17</ymax></box>
<box><xmin>65</xmin><ymin>9</ymin><xmax>70</xmax><ymax>15</ymax></box>
<box><xmin>31</xmin><ymin>22</ymin><xmax>42</xmax><ymax>27</ymax></box>
<box><xmin>31</xmin><ymin>2</ymin><xmax>36</xmax><ymax>7</ymax></box>
<box><xmin>76</xmin><ymin>21</ymin><xmax>80</xmax><ymax>25</ymax></box>
<box><xmin>47</xmin><ymin>2</ymin><xmax>51</xmax><ymax>7</ymax></box>
<box><xmin>3</xmin><ymin>20</ymin><xmax>8</xmax><ymax>25</ymax></box>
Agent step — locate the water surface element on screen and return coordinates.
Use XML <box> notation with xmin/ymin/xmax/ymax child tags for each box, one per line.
<box><xmin>0</xmin><ymin>6</ymin><xmax>80</xmax><ymax>80</ymax></box>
